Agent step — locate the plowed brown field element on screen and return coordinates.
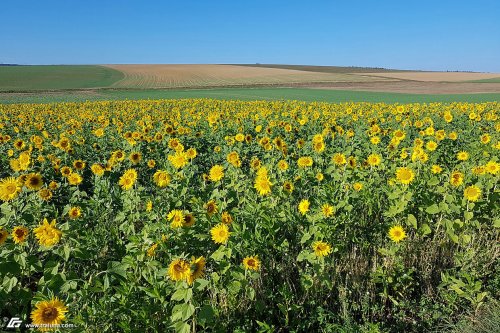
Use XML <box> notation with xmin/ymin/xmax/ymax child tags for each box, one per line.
<box><xmin>104</xmin><ymin>64</ymin><xmax>393</xmax><ymax>88</ymax></box>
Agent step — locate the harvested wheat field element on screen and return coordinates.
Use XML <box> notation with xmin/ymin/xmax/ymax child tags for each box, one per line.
<box><xmin>104</xmin><ymin>64</ymin><xmax>393</xmax><ymax>88</ymax></box>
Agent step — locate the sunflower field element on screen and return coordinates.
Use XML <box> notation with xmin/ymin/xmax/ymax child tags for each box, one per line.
<box><xmin>0</xmin><ymin>100</ymin><xmax>499</xmax><ymax>332</ymax></box>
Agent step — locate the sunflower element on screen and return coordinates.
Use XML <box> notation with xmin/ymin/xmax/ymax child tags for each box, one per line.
<box><xmin>312</xmin><ymin>241</ymin><xmax>332</xmax><ymax>257</ymax></box>
<box><xmin>367</xmin><ymin>154</ymin><xmax>382</xmax><ymax>166</ymax></box>
<box><xmin>183</xmin><ymin>213</ymin><xmax>195</xmax><ymax>227</ymax></box>
<box><xmin>485</xmin><ymin>161</ymin><xmax>499</xmax><ymax>175</ymax></box>
<box><xmin>370</xmin><ymin>136</ymin><xmax>381</xmax><ymax>145</ymax></box>
<box><xmin>388</xmin><ymin>225</ymin><xmax>406</xmax><ymax>243</ymax></box>
<box><xmin>168</xmin><ymin>138</ymin><xmax>181</xmax><ymax>150</ymax></box>
<box><xmin>426</xmin><ymin>141</ymin><xmax>438</xmax><ymax>151</ymax></box>
<box><xmin>316</xmin><ymin>172</ymin><xmax>324</xmax><ymax>181</ymax></box>
<box><xmin>167</xmin><ymin>209</ymin><xmax>185</xmax><ymax>228</ymax></box>
<box><xmin>91</xmin><ymin>164</ymin><xmax>105</xmax><ymax>176</ymax></box>
<box><xmin>129</xmin><ymin>152</ymin><xmax>142</xmax><ymax>164</ymax></box>
<box><xmin>168</xmin><ymin>259</ymin><xmax>191</xmax><ymax>281</ymax></box>
<box><xmin>153</xmin><ymin>170</ymin><xmax>171</xmax><ymax>188</ymax></box>
<box><xmin>221</xmin><ymin>211</ymin><xmax>233</xmax><ymax>225</ymax></box>
<box><xmin>67</xmin><ymin>173</ymin><xmax>83</xmax><ymax>186</ymax></box>
<box><xmin>68</xmin><ymin>207</ymin><xmax>82</xmax><ymax>219</ymax></box>
<box><xmin>457</xmin><ymin>151</ymin><xmax>469</xmax><ymax>161</ymax></box>
<box><xmin>187</xmin><ymin>256</ymin><xmax>206</xmax><ymax>285</ymax></box>
<box><xmin>12</xmin><ymin>226</ymin><xmax>29</xmax><ymax>244</ymax></box>
<box><xmin>209</xmin><ymin>165</ymin><xmax>224</xmax><ymax>182</ymax></box>
<box><xmin>58</xmin><ymin>138</ymin><xmax>71</xmax><ymax>151</ymax></box>
<box><xmin>347</xmin><ymin>156</ymin><xmax>357</xmax><ymax>168</ymax></box>
<box><xmin>463</xmin><ymin>185</ymin><xmax>481</xmax><ymax>202</ymax></box>
<box><xmin>38</xmin><ymin>188</ymin><xmax>53</xmax><ymax>201</ymax></box>
<box><xmin>431</xmin><ymin>165</ymin><xmax>443</xmax><ymax>174</ymax></box>
<box><xmin>34</xmin><ymin>218</ymin><xmax>62</xmax><ymax>247</ymax></box>
<box><xmin>443</xmin><ymin>112</ymin><xmax>453</xmax><ymax>122</ymax></box>
<box><xmin>0</xmin><ymin>227</ymin><xmax>8</xmax><ymax>245</ymax></box>
<box><xmin>235</xmin><ymin>133</ymin><xmax>245</xmax><ymax>142</ymax></box>
<box><xmin>313</xmin><ymin>141</ymin><xmax>325</xmax><ymax>153</ymax></box>
<box><xmin>14</xmin><ymin>139</ymin><xmax>25</xmax><ymax>150</ymax></box>
<box><xmin>73</xmin><ymin>160</ymin><xmax>86</xmax><ymax>170</ymax></box>
<box><xmin>243</xmin><ymin>256</ymin><xmax>260</xmax><ymax>271</ymax></box>
<box><xmin>168</xmin><ymin>151</ymin><xmax>188</xmax><ymax>169</ymax></box>
<box><xmin>30</xmin><ymin>297</ymin><xmax>68</xmax><ymax>330</ymax></box>
<box><xmin>113</xmin><ymin>150</ymin><xmax>125</xmax><ymax>161</ymax></box>
<box><xmin>480</xmin><ymin>134</ymin><xmax>491</xmax><ymax>144</ymax></box>
<box><xmin>25</xmin><ymin>173</ymin><xmax>44</xmax><ymax>191</ymax></box>
<box><xmin>186</xmin><ymin>148</ymin><xmax>197</xmax><ymax>159</ymax></box>
<box><xmin>298</xmin><ymin>199</ymin><xmax>310</xmax><ymax>215</ymax></box>
<box><xmin>297</xmin><ymin>156</ymin><xmax>313</xmax><ymax>168</ymax></box>
<box><xmin>283</xmin><ymin>181</ymin><xmax>294</xmax><ymax>193</ymax></box>
<box><xmin>277</xmin><ymin>160</ymin><xmax>289</xmax><ymax>171</ymax></box>
<box><xmin>147</xmin><ymin>243</ymin><xmax>158</xmax><ymax>257</ymax></box>
<box><xmin>118</xmin><ymin>169</ymin><xmax>137</xmax><ymax>190</ymax></box>
<box><xmin>227</xmin><ymin>151</ymin><xmax>241</xmax><ymax>167</ymax></box>
<box><xmin>332</xmin><ymin>153</ymin><xmax>347</xmax><ymax>165</ymax></box>
<box><xmin>60</xmin><ymin>166</ymin><xmax>72</xmax><ymax>177</ymax></box>
<box><xmin>472</xmin><ymin>166</ymin><xmax>486</xmax><ymax>175</ymax></box>
<box><xmin>250</xmin><ymin>156</ymin><xmax>261</xmax><ymax>170</ymax></box>
<box><xmin>205</xmin><ymin>200</ymin><xmax>218</xmax><ymax>215</ymax></box>
<box><xmin>450</xmin><ymin>171</ymin><xmax>464</xmax><ymax>187</ymax></box>
<box><xmin>353</xmin><ymin>182</ymin><xmax>363</xmax><ymax>191</ymax></box>
<box><xmin>254</xmin><ymin>173</ymin><xmax>272</xmax><ymax>196</ymax></box>
<box><xmin>396</xmin><ymin>167</ymin><xmax>415</xmax><ymax>185</ymax></box>
<box><xmin>147</xmin><ymin>159</ymin><xmax>156</xmax><ymax>168</ymax></box>
<box><xmin>210</xmin><ymin>223</ymin><xmax>230</xmax><ymax>244</ymax></box>
<box><xmin>321</xmin><ymin>204</ymin><xmax>334</xmax><ymax>218</ymax></box>
<box><xmin>0</xmin><ymin>177</ymin><xmax>22</xmax><ymax>201</ymax></box>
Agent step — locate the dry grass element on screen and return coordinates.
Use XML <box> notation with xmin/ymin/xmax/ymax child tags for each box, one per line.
<box><xmin>104</xmin><ymin>64</ymin><xmax>392</xmax><ymax>88</ymax></box>
<box><xmin>362</xmin><ymin>72</ymin><xmax>500</xmax><ymax>82</ymax></box>
<box><xmin>309</xmin><ymin>81</ymin><xmax>500</xmax><ymax>94</ymax></box>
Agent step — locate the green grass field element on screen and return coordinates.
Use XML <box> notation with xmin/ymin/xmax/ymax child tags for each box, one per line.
<box><xmin>1</xmin><ymin>87</ymin><xmax>499</xmax><ymax>104</ymax></box>
<box><xmin>0</xmin><ymin>65</ymin><xmax>124</xmax><ymax>91</ymax></box>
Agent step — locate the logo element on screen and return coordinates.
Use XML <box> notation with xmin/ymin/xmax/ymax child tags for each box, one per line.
<box><xmin>6</xmin><ymin>317</ymin><xmax>22</xmax><ymax>328</ymax></box>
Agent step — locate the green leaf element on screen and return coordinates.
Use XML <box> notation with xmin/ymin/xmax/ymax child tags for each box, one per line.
<box><xmin>247</xmin><ymin>286</ymin><xmax>256</xmax><ymax>300</ymax></box>
<box><xmin>420</xmin><ymin>223</ymin><xmax>432</xmax><ymax>236</ymax></box>
<box><xmin>228</xmin><ymin>281</ymin><xmax>241</xmax><ymax>294</ymax></box>
<box><xmin>184</xmin><ymin>288</ymin><xmax>193</xmax><ymax>302</ymax></box>
<box><xmin>63</xmin><ymin>244</ymin><xmax>71</xmax><ymax>261</ymax></box>
<box><xmin>210</xmin><ymin>246</ymin><xmax>226</xmax><ymax>262</ymax></box>
<box><xmin>461</xmin><ymin>234</ymin><xmax>472</xmax><ymax>244</ymax></box>
<box><xmin>197</xmin><ymin>304</ymin><xmax>215</xmax><ymax>324</ymax></box>
<box><xmin>171</xmin><ymin>288</ymin><xmax>187</xmax><ymax>301</ymax></box>
<box><xmin>425</xmin><ymin>204</ymin><xmax>440</xmax><ymax>214</ymax></box>
<box><xmin>446</xmin><ymin>229</ymin><xmax>459</xmax><ymax>244</ymax></box>
<box><xmin>181</xmin><ymin>303</ymin><xmax>195</xmax><ymax>321</ymax></box>
<box><xmin>449</xmin><ymin>284</ymin><xmax>464</xmax><ymax>295</ymax></box>
<box><xmin>194</xmin><ymin>279</ymin><xmax>210</xmax><ymax>291</ymax></box>
<box><xmin>427</xmin><ymin>177</ymin><xmax>439</xmax><ymax>186</ymax></box>
<box><xmin>107</xmin><ymin>262</ymin><xmax>129</xmax><ymax>279</ymax></box>
<box><xmin>172</xmin><ymin>321</ymin><xmax>190</xmax><ymax>333</ymax></box>
<box><xmin>464</xmin><ymin>211</ymin><xmax>473</xmax><ymax>221</ymax></box>
<box><xmin>494</xmin><ymin>219</ymin><xmax>500</xmax><ymax>228</ymax></box>
<box><xmin>296</xmin><ymin>250</ymin><xmax>315</xmax><ymax>263</ymax></box>
<box><xmin>0</xmin><ymin>261</ymin><xmax>21</xmax><ymax>275</ymax></box>
<box><xmin>300</xmin><ymin>232</ymin><xmax>311</xmax><ymax>244</ymax></box>
<box><xmin>3</xmin><ymin>276</ymin><xmax>18</xmax><ymax>292</ymax></box>
<box><xmin>407</xmin><ymin>214</ymin><xmax>417</xmax><ymax>229</ymax></box>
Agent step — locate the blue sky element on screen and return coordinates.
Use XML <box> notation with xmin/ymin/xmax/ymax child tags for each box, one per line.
<box><xmin>1</xmin><ymin>0</ymin><xmax>499</xmax><ymax>71</ymax></box>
